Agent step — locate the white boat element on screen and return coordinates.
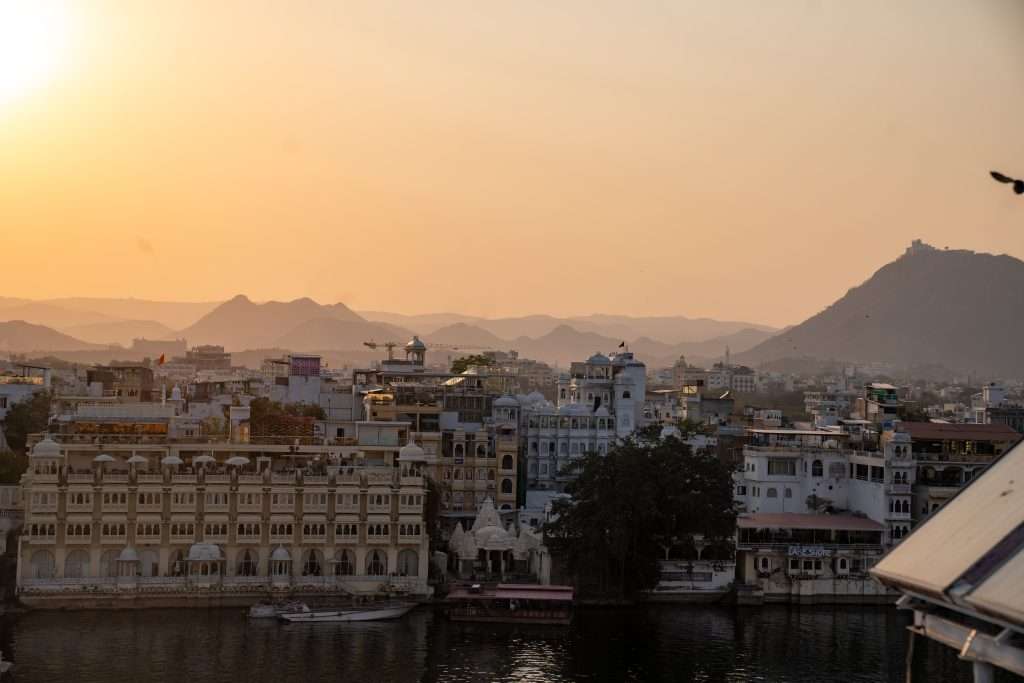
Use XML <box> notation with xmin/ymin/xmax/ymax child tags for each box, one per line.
<box><xmin>279</xmin><ymin>602</ymin><xmax>416</xmax><ymax>623</ymax></box>
<box><xmin>248</xmin><ymin>600</ymin><xmax>309</xmax><ymax>619</ymax></box>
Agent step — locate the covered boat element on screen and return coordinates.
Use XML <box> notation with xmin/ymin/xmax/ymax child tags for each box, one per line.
<box><xmin>444</xmin><ymin>584</ymin><xmax>574</xmax><ymax>625</ymax></box>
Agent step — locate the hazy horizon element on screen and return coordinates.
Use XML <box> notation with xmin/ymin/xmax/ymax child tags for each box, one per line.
<box><xmin>2</xmin><ymin>1</ymin><xmax>1023</xmax><ymax>328</ymax></box>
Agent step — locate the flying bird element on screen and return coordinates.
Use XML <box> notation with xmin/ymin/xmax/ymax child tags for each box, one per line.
<box><xmin>990</xmin><ymin>171</ymin><xmax>1024</xmax><ymax>195</ymax></box>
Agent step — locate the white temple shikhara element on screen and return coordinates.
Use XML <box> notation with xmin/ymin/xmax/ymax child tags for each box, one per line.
<box><xmin>448</xmin><ymin>498</ymin><xmax>546</xmax><ymax>580</ymax></box>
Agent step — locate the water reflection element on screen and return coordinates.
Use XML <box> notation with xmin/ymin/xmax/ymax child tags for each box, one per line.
<box><xmin>0</xmin><ymin>605</ymin><xmax>1007</xmax><ymax>682</ymax></box>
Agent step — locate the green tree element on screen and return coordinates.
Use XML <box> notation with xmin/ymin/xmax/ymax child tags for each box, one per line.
<box><xmin>545</xmin><ymin>427</ymin><xmax>736</xmax><ymax>598</ymax></box>
<box><xmin>450</xmin><ymin>354</ymin><xmax>494</xmax><ymax>375</ymax></box>
<box><xmin>0</xmin><ymin>390</ymin><xmax>52</xmax><ymax>484</ymax></box>
<box><xmin>2</xmin><ymin>391</ymin><xmax>52</xmax><ymax>455</ymax></box>
<box><xmin>249</xmin><ymin>397</ymin><xmax>325</xmax><ymax>425</ymax></box>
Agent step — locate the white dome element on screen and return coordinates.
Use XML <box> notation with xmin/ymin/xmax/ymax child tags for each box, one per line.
<box><xmin>660</xmin><ymin>425</ymin><xmax>682</xmax><ymax>440</ymax></box>
<box><xmin>587</xmin><ymin>353</ymin><xmax>610</xmax><ymax>365</ymax></box>
<box><xmin>475</xmin><ymin>524</ymin><xmax>514</xmax><ymax>549</ymax></box>
<box><xmin>398</xmin><ymin>439</ymin><xmax>425</xmax><ymax>461</ymax></box>
<box><xmin>405</xmin><ymin>336</ymin><xmax>427</xmax><ymax>351</ymax></box>
<box><xmin>161</xmin><ymin>455</ymin><xmax>184</xmax><ymax>466</ymax></box>
<box><xmin>187</xmin><ymin>543</ymin><xmax>223</xmax><ymax>562</ymax></box>
<box><xmin>494</xmin><ymin>395</ymin><xmax>518</xmax><ymax>408</ymax></box>
<box><xmin>30</xmin><ymin>435</ymin><xmax>61</xmax><ymax>459</ymax></box>
<box><xmin>270</xmin><ymin>546</ymin><xmax>291</xmax><ymax>562</ymax></box>
<box><xmin>117</xmin><ymin>547</ymin><xmax>140</xmax><ymax>563</ymax></box>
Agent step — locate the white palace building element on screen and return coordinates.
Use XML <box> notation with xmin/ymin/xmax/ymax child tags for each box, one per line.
<box><xmin>17</xmin><ymin>417</ymin><xmax>432</xmax><ymax>608</ymax></box>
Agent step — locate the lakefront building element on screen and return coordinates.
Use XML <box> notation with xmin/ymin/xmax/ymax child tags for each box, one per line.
<box><xmin>17</xmin><ymin>418</ymin><xmax>431</xmax><ymax>608</ymax></box>
<box><xmin>732</xmin><ymin>427</ymin><xmax>917</xmax><ymax>603</ymax></box>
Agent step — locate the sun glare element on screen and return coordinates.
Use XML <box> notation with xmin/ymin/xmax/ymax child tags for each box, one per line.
<box><xmin>0</xmin><ymin>0</ymin><xmax>71</xmax><ymax>108</ymax></box>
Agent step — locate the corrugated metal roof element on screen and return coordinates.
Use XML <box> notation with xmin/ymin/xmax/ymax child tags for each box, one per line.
<box><xmin>900</xmin><ymin>422</ymin><xmax>1021</xmax><ymax>442</ymax></box>
<box><xmin>737</xmin><ymin>513</ymin><xmax>883</xmax><ymax>531</ymax></box>
<box><xmin>495</xmin><ymin>585</ymin><xmax>574</xmax><ymax>602</ymax></box>
<box><xmin>871</xmin><ymin>440</ymin><xmax>1024</xmax><ymax>607</ymax></box>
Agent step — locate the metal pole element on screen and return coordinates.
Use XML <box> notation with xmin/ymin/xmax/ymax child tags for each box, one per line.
<box><xmin>972</xmin><ymin>661</ymin><xmax>995</xmax><ymax>683</ymax></box>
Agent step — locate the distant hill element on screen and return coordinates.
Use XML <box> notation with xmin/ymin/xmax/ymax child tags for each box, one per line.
<box><xmin>359</xmin><ymin>310</ymin><xmax>776</xmax><ymax>344</ymax></box>
<box><xmin>180</xmin><ymin>296</ymin><xmax>367</xmax><ymax>350</ymax></box>
<box><xmin>510</xmin><ymin>325</ymin><xmax>625</xmax><ymax>367</ymax></box>
<box><xmin>0</xmin><ymin>321</ymin><xmax>103</xmax><ymax>352</ymax></box>
<box><xmin>355</xmin><ymin>311</ymin><xmax>481</xmax><ymax>335</ymax></box>
<box><xmin>46</xmin><ymin>297</ymin><xmax>220</xmax><ymax>330</ymax></box>
<box><xmin>62</xmin><ymin>319</ymin><xmax>177</xmax><ymax>347</ymax></box>
<box><xmin>565</xmin><ymin>314</ymin><xmax>777</xmax><ymax>344</ymax></box>
<box><xmin>426</xmin><ymin>323</ymin><xmax>508</xmax><ymax>349</ymax></box>
<box><xmin>273</xmin><ymin>318</ymin><xmax>412</xmax><ymax>352</ymax></box>
<box><xmin>740</xmin><ymin>242</ymin><xmax>1024</xmax><ymax>377</ymax></box>
<box><xmin>0</xmin><ymin>303</ymin><xmax>116</xmax><ymax>329</ymax></box>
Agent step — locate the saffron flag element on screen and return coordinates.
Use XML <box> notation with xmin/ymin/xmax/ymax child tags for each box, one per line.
<box><xmin>158</xmin><ymin>353</ymin><xmax>166</xmax><ymax>365</ymax></box>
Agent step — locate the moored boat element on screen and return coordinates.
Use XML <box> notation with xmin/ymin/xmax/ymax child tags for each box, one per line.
<box><xmin>278</xmin><ymin>601</ymin><xmax>416</xmax><ymax>623</ymax></box>
<box><xmin>248</xmin><ymin>600</ymin><xmax>309</xmax><ymax>619</ymax></box>
<box><xmin>444</xmin><ymin>584</ymin><xmax>574</xmax><ymax>625</ymax></box>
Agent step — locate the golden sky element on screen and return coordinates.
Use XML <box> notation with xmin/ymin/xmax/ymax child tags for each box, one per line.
<box><xmin>1</xmin><ymin>0</ymin><xmax>1023</xmax><ymax>327</ymax></box>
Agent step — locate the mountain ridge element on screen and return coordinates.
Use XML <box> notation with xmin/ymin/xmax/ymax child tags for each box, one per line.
<box><xmin>740</xmin><ymin>243</ymin><xmax>1024</xmax><ymax>376</ymax></box>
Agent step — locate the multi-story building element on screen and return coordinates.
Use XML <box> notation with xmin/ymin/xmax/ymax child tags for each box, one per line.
<box><xmin>521</xmin><ymin>350</ymin><xmax>646</xmax><ymax>491</ymax></box>
<box><xmin>353</xmin><ymin>338</ymin><xmax>518</xmax><ymax>517</ymax></box>
<box><xmin>901</xmin><ymin>421</ymin><xmax>1020</xmax><ymax>523</ymax></box>
<box><xmin>732</xmin><ymin>426</ymin><xmax>915</xmax><ymax>603</ymax></box>
<box><xmin>174</xmin><ymin>345</ymin><xmax>232</xmax><ymax>372</ymax></box>
<box><xmin>859</xmin><ymin>382</ymin><xmax>902</xmax><ymax>425</ymax></box>
<box><xmin>0</xmin><ymin>363</ymin><xmax>50</xmax><ymax>421</ymax></box>
<box><xmin>735</xmin><ymin>428</ymin><xmax>915</xmax><ymax>546</ymax></box>
<box><xmin>803</xmin><ymin>390</ymin><xmax>852</xmax><ymax>427</ymax></box>
<box><xmin>85</xmin><ymin>365</ymin><xmax>155</xmax><ymax>402</ymax></box>
<box><xmin>17</xmin><ymin>417</ymin><xmax>431</xmax><ymax>607</ymax></box>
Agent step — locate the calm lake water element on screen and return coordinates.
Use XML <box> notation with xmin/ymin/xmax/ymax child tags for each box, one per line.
<box><xmin>0</xmin><ymin>605</ymin><xmax>1017</xmax><ymax>682</ymax></box>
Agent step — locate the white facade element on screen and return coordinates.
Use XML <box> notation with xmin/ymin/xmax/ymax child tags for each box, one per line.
<box><xmin>735</xmin><ymin>429</ymin><xmax>915</xmax><ymax>546</ymax></box>
<box><xmin>522</xmin><ymin>351</ymin><xmax>646</xmax><ymax>491</ymax></box>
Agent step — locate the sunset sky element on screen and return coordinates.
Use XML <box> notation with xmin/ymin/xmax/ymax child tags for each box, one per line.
<box><xmin>1</xmin><ymin>0</ymin><xmax>1023</xmax><ymax>327</ymax></box>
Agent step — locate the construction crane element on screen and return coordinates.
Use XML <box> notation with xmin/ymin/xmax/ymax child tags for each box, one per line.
<box><xmin>362</xmin><ymin>340</ymin><xmax>399</xmax><ymax>360</ymax></box>
<box><xmin>363</xmin><ymin>340</ymin><xmax>493</xmax><ymax>360</ymax></box>
<box><xmin>429</xmin><ymin>343</ymin><xmax>493</xmax><ymax>352</ymax></box>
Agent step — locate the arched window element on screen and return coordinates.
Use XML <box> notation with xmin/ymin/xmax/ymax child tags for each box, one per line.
<box><xmin>167</xmin><ymin>549</ymin><xmax>185</xmax><ymax>577</ymax></box>
<box><xmin>501</xmin><ymin>455</ymin><xmax>513</xmax><ymax>470</ymax></box>
<box><xmin>766</xmin><ymin>488</ymin><xmax>778</xmax><ymax>498</ymax></box>
<box><xmin>334</xmin><ymin>549</ymin><xmax>355</xmax><ymax>576</ymax></box>
<box><xmin>302</xmin><ymin>549</ymin><xmax>323</xmax><ymax>576</ymax></box>
<box><xmin>64</xmin><ymin>550</ymin><xmax>89</xmax><ymax>578</ymax></box>
<box><xmin>811</xmin><ymin>460</ymin><xmax>823</xmax><ymax>477</ymax></box>
<box><xmin>622</xmin><ymin>391</ymin><xmax>631</xmax><ymax>399</ymax></box>
<box><xmin>366</xmin><ymin>550</ymin><xmax>386</xmax><ymax>576</ymax></box>
<box><xmin>397</xmin><ymin>549</ymin><xmax>419</xmax><ymax>577</ymax></box>
<box><xmin>100</xmin><ymin>549</ymin><xmax>120</xmax><ymax>578</ymax></box>
<box><xmin>238</xmin><ymin>549</ymin><xmax>259</xmax><ymax>576</ymax></box>
<box><xmin>30</xmin><ymin>550</ymin><xmax>56</xmax><ymax>579</ymax></box>
<box><xmin>500</xmin><ymin>478</ymin><xmax>513</xmax><ymax>494</ymax></box>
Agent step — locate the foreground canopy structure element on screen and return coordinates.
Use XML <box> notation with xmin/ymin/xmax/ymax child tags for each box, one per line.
<box><xmin>872</xmin><ymin>440</ymin><xmax>1024</xmax><ymax>681</ymax></box>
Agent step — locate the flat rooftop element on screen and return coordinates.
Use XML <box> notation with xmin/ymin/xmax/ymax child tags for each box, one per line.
<box><xmin>737</xmin><ymin>513</ymin><xmax>884</xmax><ymax>532</ymax></box>
<box><xmin>900</xmin><ymin>422</ymin><xmax>1020</xmax><ymax>442</ymax></box>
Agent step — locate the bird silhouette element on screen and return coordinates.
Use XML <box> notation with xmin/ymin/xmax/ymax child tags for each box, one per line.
<box><xmin>991</xmin><ymin>171</ymin><xmax>1024</xmax><ymax>195</ymax></box>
